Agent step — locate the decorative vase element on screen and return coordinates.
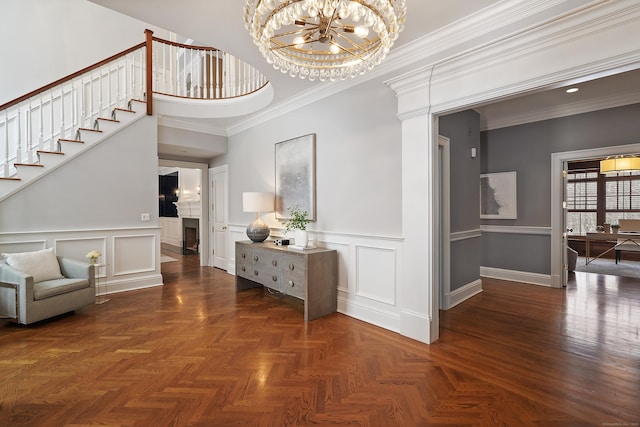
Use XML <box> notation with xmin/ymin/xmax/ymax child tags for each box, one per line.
<box><xmin>295</xmin><ymin>229</ymin><xmax>308</xmax><ymax>248</ymax></box>
<box><xmin>89</xmin><ymin>257</ymin><xmax>97</xmax><ymax>265</ymax></box>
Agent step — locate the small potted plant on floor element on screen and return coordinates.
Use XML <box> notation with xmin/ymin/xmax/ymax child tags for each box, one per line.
<box><xmin>285</xmin><ymin>205</ymin><xmax>312</xmax><ymax>248</ymax></box>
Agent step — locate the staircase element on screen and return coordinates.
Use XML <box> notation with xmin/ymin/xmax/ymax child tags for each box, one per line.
<box><xmin>0</xmin><ymin>99</ymin><xmax>146</xmax><ymax>201</ymax></box>
<box><xmin>0</xmin><ymin>30</ymin><xmax>268</xmax><ymax>203</ymax></box>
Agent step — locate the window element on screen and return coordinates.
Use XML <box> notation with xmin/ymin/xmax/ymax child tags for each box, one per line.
<box><xmin>566</xmin><ymin>160</ymin><xmax>640</xmax><ymax>235</ymax></box>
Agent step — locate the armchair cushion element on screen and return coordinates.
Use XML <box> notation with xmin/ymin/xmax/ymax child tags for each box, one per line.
<box><xmin>2</xmin><ymin>248</ymin><xmax>63</xmax><ymax>284</ymax></box>
<box><xmin>34</xmin><ymin>278</ymin><xmax>90</xmax><ymax>300</ymax></box>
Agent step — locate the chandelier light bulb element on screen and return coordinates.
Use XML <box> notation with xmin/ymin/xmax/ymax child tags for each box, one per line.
<box><xmin>244</xmin><ymin>0</ymin><xmax>407</xmax><ymax>80</ymax></box>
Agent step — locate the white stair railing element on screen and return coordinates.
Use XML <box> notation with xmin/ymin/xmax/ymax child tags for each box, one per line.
<box><xmin>0</xmin><ymin>43</ymin><xmax>147</xmax><ymax>178</ymax></box>
<box><xmin>151</xmin><ymin>36</ymin><xmax>268</xmax><ymax>100</ymax></box>
<box><xmin>0</xmin><ymin>31</ymin><xmax>269</xmax><ymax>180</ymax></box>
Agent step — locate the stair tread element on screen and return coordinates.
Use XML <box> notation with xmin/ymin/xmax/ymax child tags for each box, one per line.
<box><xmin>97</xmin><ymin>118</ymin><xmax>120</xmax><ymax>123</ymax></box>
<box><xmin>58</xmin><ymin>138</ymin><xmax>84</xmax><ymax>143</ymax></box>
<box><xmin>114</xmin><ymin>107</ymin><xmax>135</xmax><ymax>113</ymax></box>
<box><xmin>37</xmin><ymin>150</ymin><xmax>64</xmax><ymax>155</ymax></box>
<box><xmin>15</xmin><ymin>163</ymin><xmax>44</xmax><ymax>167</ymax></box>
<box><xmin>78</xmin><ymin>128</ymin><xmax>103</xmax><ymax>133</ymax></box>
<box><xmin>0</xmin><ymin>177</ymin><xmax>21</xmax><ymax>181</ymax></box>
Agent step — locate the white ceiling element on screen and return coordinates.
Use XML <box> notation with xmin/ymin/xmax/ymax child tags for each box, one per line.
<box><xmin>90</xmin><ymin>0</ymin><xmax>640</xmax><ymax>156</ymax></box>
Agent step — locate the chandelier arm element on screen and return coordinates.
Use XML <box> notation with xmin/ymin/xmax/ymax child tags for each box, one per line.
<box><xmin>323</xmin><ymin>0</ymin><xmax>343</xmax><ymax>36</ymax></box>
<box><xmin>270</xmin><ymin>36</ymin><xmax>322</xmax><ymax>51</ymax></box>
<box><xmin>331</xmin><ymin>30</ymin><xmax>379</xmax><ymax>58</ymax></box>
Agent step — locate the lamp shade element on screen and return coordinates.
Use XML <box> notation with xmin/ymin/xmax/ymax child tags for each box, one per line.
<box><xmin>600</xmin><ymin>156</ymin><xmax>640</xmax><ymax>173</ymax></box>
<box><xmin>242</xmin><ymin>192</ymin><xmax>274</xmax><ymax>213</ymax></box>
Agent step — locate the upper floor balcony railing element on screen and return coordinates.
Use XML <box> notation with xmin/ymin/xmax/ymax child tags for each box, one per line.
<box><xmin>0</xmin><ymin>30</ymin><xmax>269</xmax><ymax>179</ymax></box>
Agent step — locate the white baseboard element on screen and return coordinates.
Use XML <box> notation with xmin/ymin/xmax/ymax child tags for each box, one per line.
<box><xmin>447</xmin><ymin>279</ymin><xmax>483</xmax><ymax>308</ymax></box>
<box><xmin>480</xmin><ymin>266</ymin><xmax>552</xmax><ymax>287</ymax></box>
<box><xmin>103</xmin><ymin>274</ymin><xmax>164</xmax><ymax>295</ymax></box>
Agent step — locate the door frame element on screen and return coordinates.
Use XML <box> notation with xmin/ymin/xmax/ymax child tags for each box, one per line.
<box><xmin>437</xmin><ymin>136</ymin><xmax>451</xmax><ymax>310</ymax></box>
<box><xmin>158</xmin><ymin>159</ymin><xmax>209</xmax><ymax>266</ymax></box>
<box><xmin>550</xmin><ymin>142</ymin><xmax>640</xmax><ymax>287</ymax></box>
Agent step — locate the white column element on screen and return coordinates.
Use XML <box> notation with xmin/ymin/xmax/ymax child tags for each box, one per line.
<box><xmin>386</xmin><ymin>67</ymin><xmax>440</xmax><ymax>344</ymax></box>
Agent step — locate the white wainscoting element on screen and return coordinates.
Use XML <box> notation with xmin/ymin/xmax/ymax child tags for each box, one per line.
<box><xmin>228</xmin><ymin>224</ymin><xmax>404</xmax><ymax>335</ymax></box>
<box><xmin>0</xmin><ymin>227</ymin><xmax>163</xmax><ymax>296</ymax></box>
<box><xmin>159</xmin><ymin>217</ymin><xmax>181</xmax><ymax>248</ymax></box>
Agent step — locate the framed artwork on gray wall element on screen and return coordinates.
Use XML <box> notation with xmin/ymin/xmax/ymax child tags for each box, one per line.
<box><xmin>480</xmin><ymin>171</ymin><xmax>517</xmax><ymax>219</ymax></box>
<box><xmin>275</xmin><ymin>133</ymin><xmax>316</xmax><ymax>220</ymax></box>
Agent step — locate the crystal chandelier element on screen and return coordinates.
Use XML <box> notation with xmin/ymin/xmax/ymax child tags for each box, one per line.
<box><xmin>243</xmin><ymin>0</ymin><xmax>407</xmax><ymax>81</ymax></box>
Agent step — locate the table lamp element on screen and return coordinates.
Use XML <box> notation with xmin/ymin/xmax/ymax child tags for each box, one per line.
<box><xmin>243</xmin><ymin>192</ymin><xmax>274</xmax><ymax>242</ymax></box>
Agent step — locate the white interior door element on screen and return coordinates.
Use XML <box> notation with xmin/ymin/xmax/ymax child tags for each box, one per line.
<box><xmin>209</xmin><ymin>165</ymin><xmax>228</xmax><ymax>270</ymax></box>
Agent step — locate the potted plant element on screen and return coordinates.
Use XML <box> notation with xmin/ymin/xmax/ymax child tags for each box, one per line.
<box><xmin>611</xmin><ymin>223</ymin><xmax>621</xmax><ymax>234</ymax></box>
<box><xmin>285</xmin><ymin>205</ymin><xmax>312</xmax><ymax>248</ymax></box>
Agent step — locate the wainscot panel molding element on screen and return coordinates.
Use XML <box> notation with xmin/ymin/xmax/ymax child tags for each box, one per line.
<box><xmin>481</xmin><ymin>225</ymin><xmax>552</xmax><ymax>235</ymax></box>
<box><xmin>113</xmin><ymin>234</ymin><xmax>157</xmax><ymax>276</ymax></box>
<box><xmin>450</xmin><ymin>229</ymin><xmax>482</xmax><ymax>242</ymax></box>
<box><xmin>0</xmin><ymin>240</ymin><xmax>46</xmax><ymax>253</ymax></box>
<box><xmin>159</xmin><ymin>217</ymin><xmax>181</xmax><ymax>248</ymax></box>
<box><xmin>227</xmin><ymin>224</ymin><xmax>408</xmax><ymax>337</ymax></box>
<box><xmin>446</xmin><ymin>279</ymin><xmax>483</xmax><ymax>309</ymax></box>
<box><xmin>0</xmin><ymin>227</ymin><xmax>163</xmax><ymax>296</ymax></box>
<box><xmin>480</xmin><ymin>266</ymin><xmax>552</xmax><ymax>287</ymax></box>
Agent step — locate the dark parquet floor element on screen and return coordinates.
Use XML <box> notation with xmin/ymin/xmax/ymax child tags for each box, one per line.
<box><xmin>0</xmin><ymin>253</ymin><xmax>638</xmax><ymax>426</ymax></box>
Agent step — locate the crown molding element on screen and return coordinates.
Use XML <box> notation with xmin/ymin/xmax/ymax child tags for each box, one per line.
<box><xmin>227</xmin><ymin>0</ymin><xmax>587</xmax><ymax>136</ymax></box>
<box><xmin>481</xmin><ymin>88</ymin><xmax>640</xmax><ymax>131</ymax></box>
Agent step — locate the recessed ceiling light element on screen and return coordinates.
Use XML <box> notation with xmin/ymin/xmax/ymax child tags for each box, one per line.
<box><xmin>566</xmin><ymin>87</ymin><xmax>579</xmax><ymax>93</ymax></box>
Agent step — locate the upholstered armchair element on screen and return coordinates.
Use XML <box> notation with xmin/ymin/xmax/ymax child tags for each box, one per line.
<box><xmin>0</xmin><ymin>248</ymin><xmax>95</xmax><ymax>325</ymax></box>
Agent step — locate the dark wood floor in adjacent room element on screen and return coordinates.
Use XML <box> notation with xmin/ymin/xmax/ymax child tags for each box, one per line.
<box><xmin>0</xmin><ymin>253</ymin><xmax>638</xmax><ymax>426</ymax></box>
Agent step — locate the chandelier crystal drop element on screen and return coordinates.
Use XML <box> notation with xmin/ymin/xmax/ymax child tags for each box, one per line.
<box><xmin>243</xmin><ymin>0</ymin><xmax>407</xmax><ymax>81</ymax></box>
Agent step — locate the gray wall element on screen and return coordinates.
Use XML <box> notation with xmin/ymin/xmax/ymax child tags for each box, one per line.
<box><xmin>440</xmin><ymin>110</ymin><xmax>481</xmax><ymax>290</ymax></box>
<box><xmin>0</xmin><ymin>116</ymin><xmax>159</xmax><ymax>232</ymax></box>
<box><xmin>227</xmin><ymin>78</ymin><xmax>403</xmax><ymax>236</ymax></box>
<box><xmin>480</xmin><ymin>103</ymin><xmax>640</xmax><ymax>274</ymax></box>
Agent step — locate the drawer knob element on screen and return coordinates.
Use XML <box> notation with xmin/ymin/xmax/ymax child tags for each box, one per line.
<box><xmin>241</xmin><ymin>266</ymin><xmax>246</xmax><ymax>272</ymax></box>
<box><xmin>272</xmin><ymin>260</ymin><xmax>278</xmax><ymax>266</ymax></box>
<box><xmin>289</xmin><ymin>264</ymin><xmax>295</xmax><ymax>270</ymax></box>
<box><xmin>254</xmin><ymin>270</ymin><xmax>258</xmax><ymax>276</ymax></box>
<box><xmin>272</xmin><ymin>275</ymin><xmax>278</xmax><ymax>282</ymax></box>
<box><xmin>288</xmin><ymin>280</ymin><xmax>294</xmax><ymax>287</ymax></box>
<box><xmin>242</xmin><ymin>253</ymin><xmax>246</xmax><ymax>259</ymax></box>
<box><xmin>254</xmin><ymin>255</ymin><xmax>259</xmax><ymax>261</ymax></box>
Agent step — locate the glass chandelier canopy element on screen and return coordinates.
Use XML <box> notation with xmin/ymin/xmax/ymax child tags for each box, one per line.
<box><xmin>243</xmin><ymin>0</ymin><xmax>407</xmax><ymax>81</ymax></box>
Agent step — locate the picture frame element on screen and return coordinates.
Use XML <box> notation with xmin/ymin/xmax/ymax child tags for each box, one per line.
<box><xmin>275</xmin><ymin>133</ymin><xmax>316</xmax><ymax>220</ymax></box>
<box><xmin>480</xmin><ymin>171</ymin><xmax>517</xmax><ymax>219</ymax></box>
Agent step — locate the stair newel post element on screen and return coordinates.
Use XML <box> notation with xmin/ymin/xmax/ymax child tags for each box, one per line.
<box><xmin>145</xmin><ymin>29</ymin><xmax>153</xmax><ymax>115</ymax></box>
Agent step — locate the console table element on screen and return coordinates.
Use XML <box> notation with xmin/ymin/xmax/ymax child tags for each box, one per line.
<box><xmin>235</xmin><ymin>241</ymin><xmax>337</xmax><ymax>321</ymax></box>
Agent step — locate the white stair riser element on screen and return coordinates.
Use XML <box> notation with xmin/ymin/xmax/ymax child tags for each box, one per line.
<box><xmin>58</xmin><ymin>142</ymin><xmax>86</xmax><ymax>156</ymax></box>
<box><xmin>14</xmin><ymin>166</ymin><xmax>44</xmax><ymax>181</ymax></box>
<box><xmin>37</xmin><ymin>153</ymin><xmax>66</xmax><ymax>169</ymax></box>
<box><xmin>95</xmin><ymin>120</ymin><xmax>121</xmax><ymax>133</ymax></box>
<box><xmin>112</xmin><ymin>110</ymin><xmax>137</xmax><ymax>124</ymax></box>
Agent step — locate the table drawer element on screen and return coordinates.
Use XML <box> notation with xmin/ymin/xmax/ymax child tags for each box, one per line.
<box><xmin>250</xmin><ymin>266</ymin><xmax>280</xmax><ymax>290</ymax></box>
<box><xmin>281</xmin><ymin>272</ymin><xmax>305</xmax><ymax>300</ymax></box>
<box><xmin>251</xmin><ymin>248</ymin><xmax>281</xmax><ymax>270</ymax></box>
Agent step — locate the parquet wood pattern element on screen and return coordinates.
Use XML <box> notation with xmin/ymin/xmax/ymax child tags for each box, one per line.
<box><xmin>1</xmin><ymin>255</ymin><xmax>638</xmax><ymax>426</ymax></box>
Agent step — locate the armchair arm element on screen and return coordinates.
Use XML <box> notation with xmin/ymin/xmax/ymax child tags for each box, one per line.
<box><xmin>0</xmin><ymin>261</ymin><xmax>31</xmax><ymax>285</ymax></box>
<box><xmin>57</xmin><ymin>257</ymin><xmax>93</xmax><ymax>280</ymax></box>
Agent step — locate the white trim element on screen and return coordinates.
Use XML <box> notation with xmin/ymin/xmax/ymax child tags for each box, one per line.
<box><xmin>450</xmin><ymin>229</ymin><xmax>482</xmax><ymax>242</ymax></box>
<box><xmin>447</xmin><ymin>279</ymin><xmax>483</xmax><ymax>309</ymax></box>
<box><xmin>481</xmin><ymin>225</ymin><xmax>552</xmax><ymax>235</ymax></box>
<box><xmin>480</xmin><ymin>266</ymin><xmax>552</xmax><ymax>287</ymax></box>
<box><xmin>438</xmin><ymin>136</ymin><xmax>451</xmax><ymax>311</ymax></box>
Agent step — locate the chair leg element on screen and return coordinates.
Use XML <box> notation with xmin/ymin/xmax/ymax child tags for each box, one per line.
<box><xmin>615</xmin><ymin>250</ymin><xmax>620</xmax><ymax>264</ymax></box>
